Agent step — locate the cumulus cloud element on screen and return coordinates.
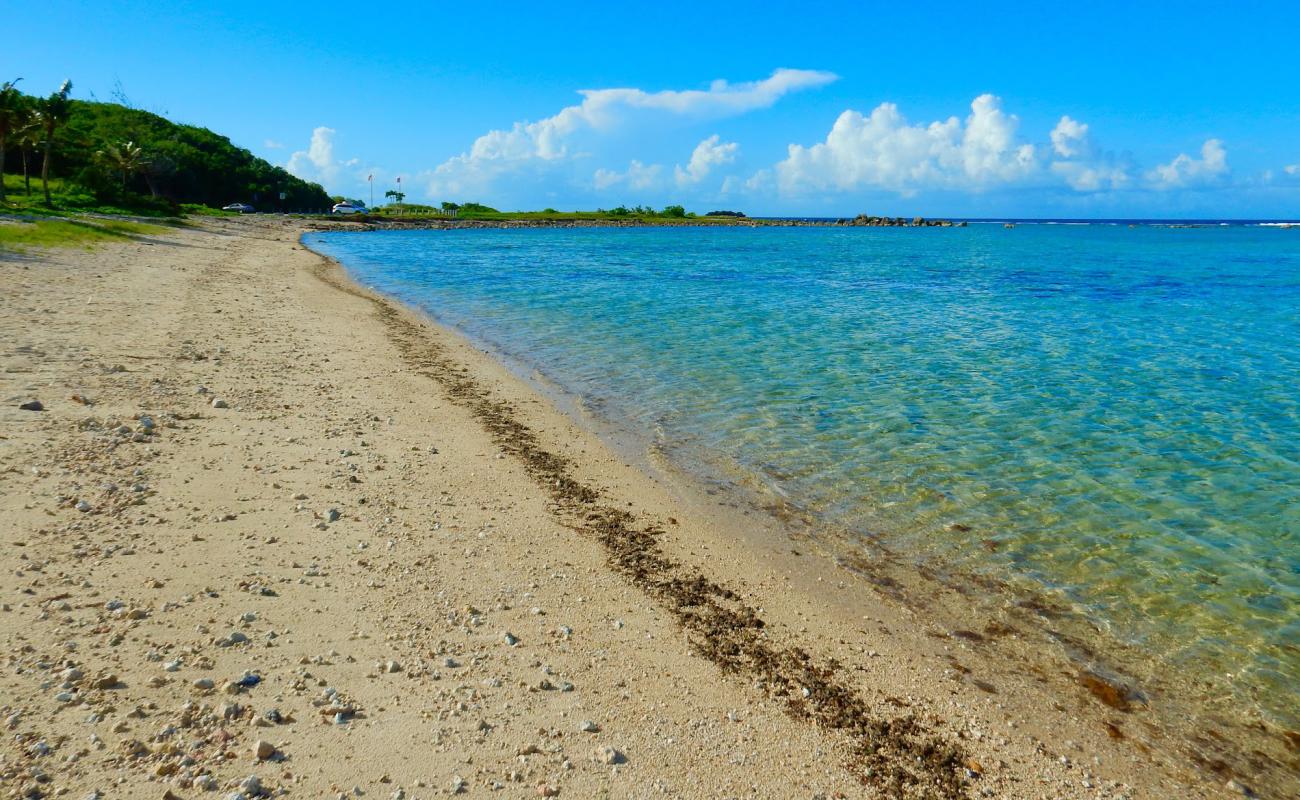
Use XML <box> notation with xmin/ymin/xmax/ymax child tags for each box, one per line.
<box><xmin>675</xmin><ymin>135</ymin><xmax>739</xmax><ymax>186</ymax></box>
<box><xmin>1047</xmin><ymin>115</ymin><xmax>1129</xmax><ymax>191</ymax></box>
<box><xmin>286</xmin><ymin>126</ymin><xmax>355</xmax><ymax>189</ymax></box>
<box><xmin>1147</xmin><ymin>139</ymin><xmax>1228</xmax><ymax>189</ymax></box>
<box><xmin>426</xmin><ymin>69</ymin><xmax>835</xmax><ymax>196</ymax></box>
<box><xmin>774</xmin><ymin>94</ymin><xmax>1037</xmax><ymax>195</ymax></box>
<box><xmin>1050</xmin><ymin>116</ymin><xmax>1088</xmax><ymax>158</ymax></box>
<box><xmin>593</xmin><ymin>160</ymin><xmax>664</xmax><ymax>191</ymax></box>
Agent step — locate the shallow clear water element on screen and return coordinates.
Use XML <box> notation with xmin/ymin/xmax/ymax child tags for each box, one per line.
<box><xmin>307</xmin><ymin>225</ymin><xmax>1300</xmax><ymax>724</ymax></box>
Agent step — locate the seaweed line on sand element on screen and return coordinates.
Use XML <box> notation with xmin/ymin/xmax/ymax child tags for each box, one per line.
<box><xmin>311</xmin><ymin>257</ymin><xmax>973</xmax><ymax>798</ymax></box>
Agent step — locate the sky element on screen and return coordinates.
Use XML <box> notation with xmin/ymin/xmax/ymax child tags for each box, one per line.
<box><xmin>9</xmin><ymin>1</ymin><xmax>1300</xmax><ymax>217</ymax></box>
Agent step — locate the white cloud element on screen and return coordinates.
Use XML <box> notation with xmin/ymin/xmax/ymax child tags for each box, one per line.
<box><xmin>593</xmin><ymin>160</ymin><xmax>664</xmax><ymax>191</ymax></box>
<box><xmin>287</xmin><ymin>126</ymin><xmax>341</xmax><ymax>188</ymax></box>
<box><xmin>1050</xmin><ymin>116</ymin><xmax>1088</xmax><ymax>158</ymax></box>
<box><xmin>774</xmin><ymin>94</ymin><xmax>1037</xmax><ymax>196</ymax></box>
<box><xmin>675</xmin><ymin>135</ymin><xmax>739</xmax><ymax>187</ymax></box>
<box><xmin>1047</xmin><ymin>115</ymin><xmax>1129</xmax><ymax>191</ymax></box>
<box><xmin>426</xmin><ymin>69</ymin><xmax>835</xmax><ymax>197</ymax></box>
<box><xmin>1285</xmin><ymin>164</ymin><xmax>1299</xmax><ymax>176</ymax></box>
<box><xmin>1147</xmin><ymin>139</ymin><xmax>1228</xmax><ymax>189</ymax></box>
<box><xmin>264</xmin><ymin>138</ymin><xmax>285</xmax><ymax>150</ymax></box>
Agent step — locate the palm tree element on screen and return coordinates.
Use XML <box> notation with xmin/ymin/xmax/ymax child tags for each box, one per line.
<box><xmin>15</xmin><ymin>108</ymin><xmax>41</xmax><ymax>196</ymax></box>
<box><xmin>0</xmin><ymin>78</ymin><xmax>24</xmax><ymax>202</ymax></box>
<box><xmin>97</xmin><ymin>140</ymin><xmax>148</xmax><ymax>191</ymax></box>
<box><xmin>35</xmin><ymin>79</ymin><xmax>72</xmax><ymax>206</ymax></box>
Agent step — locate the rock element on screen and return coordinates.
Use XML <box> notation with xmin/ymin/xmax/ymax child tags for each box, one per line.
<box><xmin>537</xmin><ymin>784</ymin><xmax>559</xmax><ymax>797</ymax></box>
<box><xmin>92</xmin><ymin>673</ymin><xmax>118</xmax><ymax>690</ymax></box>
<box><xmin>502</xmin><ymin>631</ymin><xmax>519</xmax><ymax>646</ymax></box>
<box><xmin>593</xmin><ymin>745</ymin><xmax>624</xmax><ymax>765</ymax></box>
<box><xmin>1225</xmin><ymin>779</ymin><xmax>1251</xmax><ymax>795</ymax></box>
<box><xmin>253</xmin><ymin>739</ymin><xmax>275</xmax><ymax>760</ymax></box>
<box><xmin>577</xmin><ymin>720</ymin><xmax>600</xmax><ymax>733</ymax></box>
<box><xmin>19</xmin><ymin>400</ymin><xmax>44</xmax><ymax>411</ymax></box>
<box><xmin>326</xmin><ymin>508</ymin><xmax>341</xmax><ymax>523</ymax></box>
<box><xmin>75</xmin><ymin>500</ymin><xmax>92</xmax><ymax>512</ymax></box>
<box><xmin>383</xmin><ymin>660</ymin><xmax>402</xmax><ymax>674</ymax></box>
<box><xmin>193</xmin><ymin>678</ymin><xmax>215</xmax><ymax>690</ymax></box>
<box><xmin>240</xmin><ymin>775</ymin><xmax>263</xmax><ymax>796</ymax></box>
<box><xmin>211</xmin><ymin>398</ymin><xmax>229</xmax><ymax>409</ymax></box>
<box><xmin>449</xmin><ymin>775</ymin><xmax>467</xmax><ymax>794</ymax></box>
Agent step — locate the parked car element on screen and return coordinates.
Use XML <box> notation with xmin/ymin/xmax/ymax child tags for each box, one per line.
<box><xmin>331</xmin><ymin>202</ymin><xmax>367</xmax><ymax>215</ymax></box>
<box><xmin>222</xmin><ymin>202</ymin><xmax>255</xmax><ymax>214</ymax></box>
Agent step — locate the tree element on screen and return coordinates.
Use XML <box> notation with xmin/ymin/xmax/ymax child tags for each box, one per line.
<box><xmin>96</xmin><ymin>140</ymin><xmax>148</xmax><ymax>191</ymax></box>
<box><xmin>0</xmin><ymin>78</ymin><xmax>24</xmax><ymax>202</ymax></box>
<box><xmin>384</xmin><ymin>188</ymin><xmax>406</xmax><ymax>204</ymax></box>
<box><xmin>440</xmin><ymin>201</ymin><xmax>459</xmax><ymax>211</ymax></box>
<box><xmin>35</xmin><ymin>79</ymin><xmax>73</xmax><ymax>206</ymax></box>
<box><xmin>15</xmin><ymin>107</ymin><xmax>41</xmax><ymax>195</ymax></box>
<box><xmin>661</xmin><ymin>204</ymin><xmax>686</xmax><ymax>218</ymax></box>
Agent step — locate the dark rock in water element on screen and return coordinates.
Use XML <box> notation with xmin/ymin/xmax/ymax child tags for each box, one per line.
<box><xmin>19</xmin><ymin>400</ymin><xmax>44</xmax><ymax>411</ymax></box>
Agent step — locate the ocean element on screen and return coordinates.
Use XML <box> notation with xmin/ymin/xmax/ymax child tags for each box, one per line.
<box><xmin>306</xmin><ymin>223</ymin><xmax>1299</xmax><ymax>728</ymax></box>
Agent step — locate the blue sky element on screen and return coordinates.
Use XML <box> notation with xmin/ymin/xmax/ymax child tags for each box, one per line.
<box><xmin>10</xmin><ymin>1</ymin><xmax>1300</xmax><ymax>217</ymax></box>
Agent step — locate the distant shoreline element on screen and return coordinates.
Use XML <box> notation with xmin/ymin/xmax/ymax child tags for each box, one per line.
<box><xmin>302</xmin><ymin>214</ymin><xmax>1299</xmax><ymax>232</ymax></box>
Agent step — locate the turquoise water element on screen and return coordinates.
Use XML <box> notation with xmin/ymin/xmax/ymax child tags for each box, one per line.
<box><xmin>307</xmin><ymin>225</ymin><xmax>1300</xmax><ymax>724</ymax></box>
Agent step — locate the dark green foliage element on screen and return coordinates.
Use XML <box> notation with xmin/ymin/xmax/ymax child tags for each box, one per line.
<box><xmin>2</xmin><ymin>93</ymin><xmax>330</xmax><ymax>212</ymax></box>
<box><xmin>705</xmin><ymin>210</ymin><xmax>746</xmax><ymax>217</ymax></box>
<box><xmin>458</xmin><ymin>202</ymin><xmax>498</xmax><ymax>214</ymax></box>
<box><xmin>661</xmin><ymin>204</ymin><xmax>686</xmax><ymax>218</ymax></box>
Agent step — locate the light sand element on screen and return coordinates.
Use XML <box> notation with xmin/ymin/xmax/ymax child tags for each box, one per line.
<box><xmin>0</xmin><ymin>217</ymin><xmax>1285</xmax><ymax>798</ymax></box>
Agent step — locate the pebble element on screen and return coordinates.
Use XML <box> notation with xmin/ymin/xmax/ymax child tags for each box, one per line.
<box><xmin>578</xmin><ymin>720</ymin><xmax>600</xmax><ymax>733</ymax></box>
<box><xmin>19</xmin><ymin>400</ymin><xmax>44</xmax><ymax>411</ymax></box>
<box><xmin>449</xmin><ymin>775</ymin><xmax>467</xmax><ymax>794</ymax></box>
<box><xmin>211</xmin><ymin>398</ymin><xmax>229</xmax><ymax>408</ymax></box>
<box><xmin>383</xmin><ymin>660</ymin><xmax>402</xmax><ymax>673</ymax></box>
<box><xmin>253</xmin><ymin>739</ymin><xmax>276</xmax><ymax>760</ymax></box>
<box><xmin>327</xmin><ymin>508</ymin><xmax>341</xmax><ymax>523</ymax></box>
<box><xmin>502</xmin><ymin>631</ymin><xmax>519</xmax><ymax>646</ymax></box>
<box><xmin>1225</xmin><ymin>779</ymin><xmax>1251</xmax><ymax>795</ymax></box>
<box><xmin>75</xmin><ymin>500</ymin><xmax>92</xmax><ymax>513</ymax></box>
<box><xmin>193</xmin><ymin>678</ymin><xmax>215</xmax><ymax>690</ymax></box>
<box><xmin>594</xmin><ymin>746</ymin><xmax>624</xmax><ymax>765</ymax></box>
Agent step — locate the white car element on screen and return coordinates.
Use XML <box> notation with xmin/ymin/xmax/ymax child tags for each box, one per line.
<box><xmin>331</xmin><ymin>202</ymin><xmax>367</xmax><ymax>215</ymax></box>
<box><xmin>222</xmin><ymin>202</ymin><xmax>255</xmax><ymax>213</ymax></box>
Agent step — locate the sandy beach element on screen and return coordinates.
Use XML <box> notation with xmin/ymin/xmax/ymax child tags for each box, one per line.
<box><xmin>0</xmin><ymin>217</ymin><xmax>1285</xmax><ymax>799</ymax></box>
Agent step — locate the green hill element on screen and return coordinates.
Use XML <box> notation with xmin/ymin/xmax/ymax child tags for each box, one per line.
<box><xmin>1</xmin><ymin>94</ymin><xmax>331</xmax><ymax>215</ymax></box>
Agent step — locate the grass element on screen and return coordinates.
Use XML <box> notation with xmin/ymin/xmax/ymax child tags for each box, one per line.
<box><xmin>0</xmin><ymin>216</ymin><xmax>173</xmax><ymax>252</ymax></box>
<box><xmin>1</xmin><ymin>173</ymin><xmax>180</xmax><ymax>218</ymax></box>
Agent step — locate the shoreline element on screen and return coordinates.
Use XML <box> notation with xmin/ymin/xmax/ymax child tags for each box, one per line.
<box><xmin>308</xmin><ymin>225</ymin><xmax>1300</xmax><ymax>795</ymax></box>
<box><xmin>1</xmin><ymin>216</ymin><xmax>1289</xmax><ymax>798</ymax></box>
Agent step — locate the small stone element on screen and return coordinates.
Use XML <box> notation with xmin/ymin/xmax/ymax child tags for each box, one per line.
<box><xmin>449</xmin><ymin>775</ymin><xmax>467</xmax><ymax>794</ymax></box>
<box><xmin>578</xmin><ymin>720</ymin><xmax>600</xmax><ymax>733</ymax></box>
<box><xmin>253</xmin><ymin>739</ymin><xmax>275</xmax><ymax>760</ymax></box>
<box><xmin>502</xmin><ymin>631</ymin><xmax>519</xmax><ymax>646</ymax></box>
<box><xmin>594</xmin><ymin>746</ymin><xmax>624</xmax><ymax>765</ymax></box>
<box><xmin>383</xmin><ymin>660</ymin><xmax>402</xmax><ymax>674</ymax></box>
<box><xmin>92</xmin><ymin>673</ymin><xmax>118</xmax><ymax>690</ymax></box>
<box><xmin>19</xmin><ymin>400</ymin><xmax>44</xmax><ymax>411</ymax></box>
<box><xmin>327</xmin><ymin>508</ymin><xmax>341</xmax><ymax>523</ymax></box>
<box><xmin>1225</xmin><ymin>779</ymin><xmax>1251</xmax><ymax>796</ymax></box>
<box><xmin>193</xmin><ymin>678</ymin><xmax>215</xmax><ymax>690</ymax></box>
<box><xmin>76</xmin><ymin>500</ymin><xmax>92</xmax><ymax>512</ymax></box>
<box><xmin>537</xmin><ymin>784</ymin><xmax>559</xmax><ymax>797</ymax></box>
<box><xmin>211</xmin><ymin>398</ymin><xmax>229</xmax><ymax>409</ymax></box>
